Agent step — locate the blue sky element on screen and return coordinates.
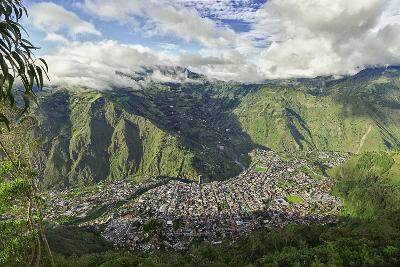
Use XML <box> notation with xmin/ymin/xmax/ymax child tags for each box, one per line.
<box><xmin>23</xmin><ymin>0</ymin><xmax>400</xmax><ymax>89</ymax></box>
<box><xmin>26</xmin><ymin>0</ymin><xmax>267</xmax><ymax>53</ymax></box>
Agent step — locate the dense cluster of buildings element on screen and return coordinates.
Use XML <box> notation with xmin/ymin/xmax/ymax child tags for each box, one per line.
<box><xmin>45</xmin><ymin>149</ymin><xmax>347</xmax><ymax>251</ymax></box>
<box><xmin>45</xmin><ymin>180</ymin><xmax>142</xmax><ymax>222</ymax></box>
<box><xmin>103</xmin><ymin>150</ymin><xmax>344</xmax><ymax>251</ymax></box>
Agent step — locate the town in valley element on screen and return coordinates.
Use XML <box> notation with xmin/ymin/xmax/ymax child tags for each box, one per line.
<box><xmin>46</xmin><ymin>149</ymin><xmax>348</xmax><ymax>251</ymax></box>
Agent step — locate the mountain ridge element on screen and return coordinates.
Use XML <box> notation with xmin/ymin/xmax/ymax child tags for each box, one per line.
<box><xmin>34</xmin><ymin>66</ymin><xmax>400</xmax><ymax>188</ymax></box>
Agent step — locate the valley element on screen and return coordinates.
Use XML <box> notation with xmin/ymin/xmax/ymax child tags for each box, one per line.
<box><xmin>2</xmin><ymin>66</ymin><xmax>400</xmax><ymax>266</ymax></box>
<box><xmin>34</xmin><ymin>66</ymin><xmax>400</xmax><ymax>253</ymax></box>
<box><xmin>34</xmin><ymin>66</ymin><xmax>400</xmax><ymax>190</ymax></box>
<box><xmin>46</xmin><ymin>149</ymin><xmax>347</xmax><ymax>251</ymax></box>
<box><xmin>1</xmin><ymin>0</ymin><xmax>400</xmax><ymax>265</ymax></box>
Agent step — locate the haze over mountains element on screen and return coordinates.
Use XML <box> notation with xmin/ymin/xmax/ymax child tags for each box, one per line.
<box><xmin>33</xmin><ymin>65</ymin><xmax>400</xmax><ymax>189</ymax></box>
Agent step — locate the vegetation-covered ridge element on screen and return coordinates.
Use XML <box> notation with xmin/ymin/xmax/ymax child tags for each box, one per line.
<box><xmin>35</xmin><ymin>82</ymin><xmax>256</xmax><ymax>188</ymax></box>
<box><xmin>45</xmin><ymin>150</ymin><xmax>400</xmax><ymax>266</ymax></box>
<box><xmin>329</xmin><ymin>150</ymin><xmax>400</xmax><ymax>219</ymax></box>
<box><xmin>235</xmin><ymin>66</ymin><xmax>400</xmax><ymax>152</ymax></box>
<box><xmin>36</xmin><ymin>66</ymin><xmax>400</xmax><ymax>188</ymax></box>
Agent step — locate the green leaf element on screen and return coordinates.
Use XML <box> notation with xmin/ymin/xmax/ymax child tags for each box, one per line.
<box><xmin>11</xmin><ymin>51</ymin><xmax>24</xmax><ymax>74</ymax></box>
<box><xmin>0</xmin><ymin>39</ymin><xmax>11</xmax><ymax>53</ymax></box>
<box><xmin>35</xmin><ymin>65</ymin><xmax>43</xmax><ymax>89</ymax></box>
<box><xmin>5</xmin><ymin>54</ymin><xmax>17</xmax><ymax>70</ymax></box>
<box><xmin>0</xmin><ymin>31</ymin><xmax>13</xmax><ymax>50</ymax></box>
<box><xmin>0</xmin><ymin>74</ymin><xmax>5</xmax><ymax>101</ymax></box>
<box><xmin>0</xmin><ymin>53</ymin><xmax>9</xmax><ymax>76</ymax></box>
<box><xmin>38</xmin><ymin>57</ymin><xmax>48</xmax><ymax>72</ymax></box>
<box><xmin>19</xmin><ymin>73</ymin><xmax>29</xmax><ymax>92</ymax></box>
<box><xmin>21</xmin><ymin>38</ymin><xmax>35</xmax><ymax>48</ymax></box>
<box><xmin>27</xmin><ymin>64</ymin><xmax>34</xmax><ymax>91</ymax></box>
<box><xmin>0</xmin><ymin>113</ymin><xmax>10</xmax><ymax>131</ymax></box>
<box><xmin>40</xmin><ymin>65</ymin><xmax>50</xmax><ymax>81</ymax></box>
<box><xmin>9</xmin><ymin>21</ymin><xmax>25</xmax><ymax>37</ymax></box>
<box><xmin>17</xmin><ymin>7</ymin><xmax>22</xmax><ymax>20</ymax></box>
<box><xmin>32</xmin><ymin>65</ymin><xmax>39</xmax><ymax>88</ymax></box>
<box><xmin>6</xmin><ymin>73</ymin><xmax>14</xmax><ymax>105</ymax></box>
<box><xmin>22</xmin><ymin>6</ymin><xmax>27</xmax><ymax>17</ymax></box>
<box><xmin>0</xmin><ymin>5</ymin><xmax>7</xmax><ymax>19</ymax></box>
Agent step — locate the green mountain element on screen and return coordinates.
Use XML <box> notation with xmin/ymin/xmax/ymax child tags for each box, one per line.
<box><xmin>35</xmin><ymin>66</ymin><xmax>400</xmax><ymax>188</ymax></box>
<box><xmin>329</xmin><ymin>150</ymin><xmax>400</xmax><ymax>219</ymax></box>
<box><xmin>235</xmin><ymin>66</ymin><xmax>400</xmax><ymax>153</ymax></box>
<box><xmin>35</xmin><ymin>82</ymin><xmax>256</xmax><ymax>188</ymax></box>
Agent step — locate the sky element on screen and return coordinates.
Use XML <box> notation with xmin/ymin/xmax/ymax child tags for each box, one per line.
<box><xmin>24</xmin><ymin>0</ymin><xmax>400</xmax><ymax>89</ymax></box>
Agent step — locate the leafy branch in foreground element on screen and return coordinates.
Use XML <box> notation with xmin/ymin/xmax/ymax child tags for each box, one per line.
<box><xmin>0</xmin><ymin>1</ymin><xmax>52</xmax><ymax>266</ymax></box>
<box><xmin>0</xmin><ymin>114</ymin><xmax>54</xmax><ymax>267</ymax></box>
<box><xmin>0</xmin><ymin>0</ymin><xmax>49</xmax><ymax>129</ymax></box>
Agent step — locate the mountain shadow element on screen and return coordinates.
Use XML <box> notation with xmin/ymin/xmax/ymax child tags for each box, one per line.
<box><xmin>102</xmin><ymin>81</ymin><xmax>260</xmax><ymax>182</ymax></box>
<box><xmin>35</xmin><ymin>81</ymin><xmax>260</xmax><ymax>188</ymax></box>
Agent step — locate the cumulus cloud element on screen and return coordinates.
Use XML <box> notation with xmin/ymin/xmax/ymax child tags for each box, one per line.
<box><xmin>36</xmin><ymin>0</ymin><xmax>400</xmax><ymax>88</ymax></box>
<box><xmin>44</xmin><ymin>33</ymin><xmax>69</xmax><ymax>44</ymax></box>
<box><xmin>255</xmin><ymin>0</ymin><xmax>400</xmax><ymax>78</ymax></box>
<box><xmin>30</xmin><ymin>2</ymin><xmax>101</xmax><ymax>36</ymax></box>
<box><xmin>81</xmin><ymin>0</ymin><xmax>235</xmax><ymax>48</ymax></box>
<box><xmin>44</xmin><ymin>40</ymin><xmax>170</xmax><ymax>89</ymax></box>
<box><xmin>43</xmin><ymin>39</ymin><xmax>265</xmax><ymax>89</ymax></box>
<box><xmin>180</xmin><ymin>48</ymin><xmax>264</xmax><ymax>82</ymax></box>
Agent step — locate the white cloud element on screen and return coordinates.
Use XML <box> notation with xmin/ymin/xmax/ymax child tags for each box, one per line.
<box><xmin>30</xmin><ymin>2</ymin><xmax>101</xmax><ymax>36</ymax></box>
<box><xmin>38</xmin><ymin>0</ymin><xmax>400</xmax><ymax>87</ymax></box>
<box><xmin>180</xmin><ymin>48</ymin><xmax>264</xmax><ymax>82</ymax></box>
<box><xmin>81</xmin><ymin>0</ymin><xmax>235</xmax><ymax>48</ymax></box>
<box><xmin>44</xmin><ymin>40</ymin><xmax>172</xmax><ymax>89</ymax></box>
<box><xmin>158</xmin><ymin>43</ymin><xmax>179</xmax><ymax>51</ymax></box>
<box><xmin>44</xmin><ymin>33</ymin><xmax>69</xmax><ymax>44</ymax></box>
<box><xmin>255</xmin><ymin>0</ymin><xmax>400</xmax><ymax>78</ymax></box>
<box><xmin>43</xmin><ymin>39</ymin><xmax>266</xmax><ymax>89</ymax></box>
<box><xmin>79</xmin><ymin>1</ymin><xmax>142</xmax><ymax>23</ymax></box>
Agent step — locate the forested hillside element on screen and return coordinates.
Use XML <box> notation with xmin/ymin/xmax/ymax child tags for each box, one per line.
<box><xmin>35</xmin><ymin>82</ymin><xmax>256</xmax><ymax>188</ymax></box>
<box><xmin>235</xmin><ymin>66</ymin><xmax>400</xmax><ymax>152</ymax></box>
<box><xmin>34</xmin><ymin>66</ymin><xmax>400</xmax><ymax>188</ymax></box>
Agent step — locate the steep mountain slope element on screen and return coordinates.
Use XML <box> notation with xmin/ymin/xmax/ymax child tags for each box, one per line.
<box><xmin>35</xmin><ymin>66</ymin><xmax>400</xmax><ymax>188</ymax></box>
<box><xmin>36</xmin><ymin>90</ymin><xmax>193</xmax><ymax>188</ymax></box>
<box><xmin>329</xmin><ymin>150</ymin><xmax>400</xmax><ymax>219</ymax></box>
<box><xmin>35</xmin><ymin>82</ymin><xmax>256</xmax><ymax>188</ymax></box>
<box><xmin>235</xmin><ymin>66</ymin><xmax>400</xmax><ymax>153</ymax></box>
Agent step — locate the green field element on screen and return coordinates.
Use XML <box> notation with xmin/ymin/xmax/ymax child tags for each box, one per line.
<box><xmin>286</xmin><ymin>195</ymin><xmax>304</xmax><ymax>204</ymax></box>
<box><xmin>254</xmin><ymin>165</ymin><xmax>268</xmax><ymax>173</ymax></box>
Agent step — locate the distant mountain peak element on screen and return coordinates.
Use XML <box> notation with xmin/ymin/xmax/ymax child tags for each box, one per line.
<box><xmin>116</xmin><ymin>65</ymin><xmax>206</xmax><ymax>84</ymax></box>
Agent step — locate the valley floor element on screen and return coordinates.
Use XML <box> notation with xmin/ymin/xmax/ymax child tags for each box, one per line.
<box><xmin>46</xmin><ymin>149</ymin><xmax>348</xmax><ymax>251</ymax></box>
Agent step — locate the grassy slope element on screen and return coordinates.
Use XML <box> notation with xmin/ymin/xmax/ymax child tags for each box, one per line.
<box><xmin>235</xmin><ymin>67</ymin><xmax>400</xmax><ymax>153</ymax></box>
<box><xmin>37</xmin><ymin>67</ymin><xmax>400</xmax><ymax>188</ymax></box>
<box><xmin>329</xmin><ymin>151</ymin><xmax>400</xmax><ymax>219</ymax></box>
<box><xmin>37</xmin><ymin>90</ymin><xmax>199</xmax><ymax>188</ymax></box>
<box><xmin>36</xmin><ymin>82</ymin><xmax>255</xmax><ymax>188</ymax></box>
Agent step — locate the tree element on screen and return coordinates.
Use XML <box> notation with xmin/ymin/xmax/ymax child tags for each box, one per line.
<box><xmin>0</xmin><ymin>0</ymin><xmax>48</xmax><ymax>128</ymax></box>
<box><xmin>0</xmin><ymin>1</ymin><xmax>52</xmax><ymax>266</ymax></box>
<box><xmin>0</xmin><ymin>110</ymin><xmax>54</xmax><ymax>266</ymax></box>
